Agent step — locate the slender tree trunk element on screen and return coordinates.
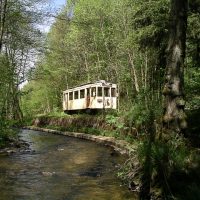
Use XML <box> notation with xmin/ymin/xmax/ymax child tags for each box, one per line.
<box><xmin>128</xmin><ymin>51</ymin><xmax>140</xmax><ymax>93</ymax></box>
<box><xmin>163</xmin><ymin>0</ymin><xmax>188</xmax><ymax>136</ymax></box>
<box><xmin>0</xmin><ymin>0</ymin><xmax>7</xmax><ymax>52</ymax></box>
<box><xmin>83</xmin><ymin>50</ymin><xmax>90</xmax><ymax>82</ymax></box>
<box><xmin>144</xmin><ymin>50</ymin><xmax>148</xmax><ymax>90</ymax></box>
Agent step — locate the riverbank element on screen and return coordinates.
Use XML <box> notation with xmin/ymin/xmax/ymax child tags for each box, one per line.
<box><xmin>0</xmin><ymin>136</ymin><xmax>30</xmax><ymax>155</ymax></box>
<box><xmin>24</xmin><ymin>126</ymin><xmax>136</xmax><ymax>155</ymax></box>
<box><xmin>25</xmin><ymin>114</ymin><xmax>139</xmax><ymax>154</ymax></box>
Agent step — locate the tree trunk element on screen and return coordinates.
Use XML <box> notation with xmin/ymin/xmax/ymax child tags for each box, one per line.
<box><xmin>128</xmin><ymin>51</ymin><xmax>140</xmax><ymax>93</ymax></box>
<box><xmin>83</xmin><ymin>50</ymin><xmax>90</xmax><ymax>82</ymax></box>
<box><xmin>163</xmin><ymin>0</ymin><xmax>188</xmax><ymax>136</ymax></box>
<box><xmin>0</xmin><ymin>0</ymin><xmax>7</xmax><ymax>52</ymax></box>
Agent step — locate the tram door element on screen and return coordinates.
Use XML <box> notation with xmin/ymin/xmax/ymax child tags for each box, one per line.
<box><xmin>86</xmin><ymin>88</ymin><xmax>90</xmax><ymax>108</ymax></box>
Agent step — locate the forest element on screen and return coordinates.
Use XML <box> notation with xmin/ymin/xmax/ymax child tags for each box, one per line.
<box><xmin>0</xmin><ymin>0</ymin><xmax>200</xmax><ymax>199</ymax></box>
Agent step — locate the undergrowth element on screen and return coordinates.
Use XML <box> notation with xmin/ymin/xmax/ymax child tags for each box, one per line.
<box><xmin>0</xmin><ymin>119</ymin><xmax>18</xmax><ymax>148</ymax></box>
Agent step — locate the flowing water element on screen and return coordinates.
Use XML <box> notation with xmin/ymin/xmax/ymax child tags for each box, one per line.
<box><xmin>0</xmin><ymin>129</ymin><xmax>136</xmax><ymax>200</ymax></box>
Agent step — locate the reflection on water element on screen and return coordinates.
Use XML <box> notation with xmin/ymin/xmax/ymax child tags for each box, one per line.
<box><xmin>0</xmin><ymin>129</ymin><xmax>136</xmax><ymax>200</ymax></box>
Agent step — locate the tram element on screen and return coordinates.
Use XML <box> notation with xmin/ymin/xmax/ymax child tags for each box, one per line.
<box><xmin>63</xmin><ymin>80</ymin><xmax>117</xmax><ymax>113</ymax></box>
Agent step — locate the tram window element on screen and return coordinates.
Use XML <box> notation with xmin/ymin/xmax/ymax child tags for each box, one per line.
<box><xmin>69</xmin><ymin>92</ymin><xmax>73</xmax><ymax>100</ymax></box>
<box><xmin>91</xmin><ymin>87</ymin><xmax>96</xmax><ymax>97</ymax></box>
<box><xmin>74</xmin><ymin>91</ymin><xmax>79</xmax><ymax>99</ymax></box>
<box><xmin>80</xmin><ymin>89</ymin><xmax>85</xmax><ymax>98</ymax></box>
<box><xmin>98</xmin><ymin>87</ymin><xmax>102</xmax><ymax>97</ymax></box>
<box><xmin>104</xmin><ymin>87</ymin><xmax>110</xmax><ymax>97</ymax></box>
<box><xmin>111</xmin><ymin>88</ymin><xmax>116</xmax><ymax>97</ymax></box>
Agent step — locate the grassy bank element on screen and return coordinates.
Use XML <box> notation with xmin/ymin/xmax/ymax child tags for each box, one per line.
<box><xmin>26</xmin><ymin>113</ymin><xmax>137</xmax><ymax>144</ymax></box>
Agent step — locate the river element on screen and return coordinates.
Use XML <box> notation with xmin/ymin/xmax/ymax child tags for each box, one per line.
<box><xmin>0</xmin><ymin>129</ymin><xmax>136</xmax><ymax>200</ymax></box>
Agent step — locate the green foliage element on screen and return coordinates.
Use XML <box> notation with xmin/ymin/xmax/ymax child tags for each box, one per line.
<box><xmin>21</xmin><ymin>0</ymin><xmax>170</xmax><ymax>117</ymax></box>
<box><xmin>100</xmin><ymin>130</ymin><xmax>120</xmax><ymax>138</ymax></box>
<box><xmin>117</xmin><ymin>147</ymin><xmax>140</xmax><ymax>187</ymax></box>
<box><xmin>132</xmin><ymin>0</ymin><xmax>169</xmax><ymax>48</ymax></box>
<box><xmin>123</xmin><ymin>91</ymin><xmax>162</xmax><ymax>135</ymax></box>
<box><xmin>138</xmin><ymin>135</ymin><xmax>189</xmax><ymax>172</ymax></box>
<box><xmin>185</xmin><ymin>68</ymin><xmax>200</xmax><ymax>110</ymax></box>
<box><xmin>0</xmin><ymin>0</ymin><xmax>50</xmax><ymax>148</ymax></box>
<box><xmin>136</xmin><ymin>134</ymin><xmax>190</xmax><ymax>198</ymax></box>
<box><xmin>125</xmin><ymin>103</ymin><xmax>150</xmax><ymax>129</ymax></box>
<box><xmin>105</xmin><ymin>115</ymin><xmax>124</xmax><ymax>129</ymax></box>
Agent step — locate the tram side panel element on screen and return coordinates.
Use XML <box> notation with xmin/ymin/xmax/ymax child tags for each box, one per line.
<box><xmin>64</xmin><ymin>95</ymin><xmax>116</xmax><ymax>111</ymax></box>
<box><xmin>87</xmin><ymin>96</ymin><xmax>117</xmax><ymax>110</ymax></box>
<box><xmin>63</xmin><ymin>84</ymin><xmax>117</xmax><ymax>112</ymax></box>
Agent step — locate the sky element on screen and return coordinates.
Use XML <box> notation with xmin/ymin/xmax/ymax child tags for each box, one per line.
<box><xmin>20</xmin><ymin>0</ymin><xmax>67</xmax><ymax>89</ymax></box>
<box><xmin>38</xmin><ymin>0</ymin><xmax>67</xmax><ymax>33</ymax></box>
<box><xmin>52</xmin><ymin>0</ymin><xmax>66</xmax><ymax>9</ymax></box>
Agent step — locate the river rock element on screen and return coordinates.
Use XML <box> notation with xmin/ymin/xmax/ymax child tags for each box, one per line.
<box><xmin>6</xmin><ymin>149</ymin><xmax>16</xmax><ymax>154</ymax></box>
<box><xmin>57</xmin><ymin>148</ymin><xmax>64</xmax><ymax>151</ymax></box>
<box><xmin>41</xmin><ymin>171</ymin><xmax>56</xmax><ymax>176</ymax></box>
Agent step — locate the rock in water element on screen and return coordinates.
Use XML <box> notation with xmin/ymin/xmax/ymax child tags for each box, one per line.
<box><xmin>41</xmin><ymin>171</ymin><xmax>55</xmax><ymax>176</ymax></box>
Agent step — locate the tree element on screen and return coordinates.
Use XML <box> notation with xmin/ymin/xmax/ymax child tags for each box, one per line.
<box><xmin>0</xmin><ymin>0</ymin><xmax>7</xmax><ymax>52</ymax></box>
<box><xmin>0</xmin><ymin>0</ymin><xmax>46</xmax><ymax>122</ymax></box>
<box><xmin>163</xmin><ymin>0</ymin><xmax>188</xmax><ymax>136</ymax></box>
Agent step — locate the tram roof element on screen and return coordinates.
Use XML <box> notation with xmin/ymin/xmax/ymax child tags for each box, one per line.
<box><xmin>63</xmin><ymin>80</ymin><xmax>116</xmax><ymax>93</ymax></box>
